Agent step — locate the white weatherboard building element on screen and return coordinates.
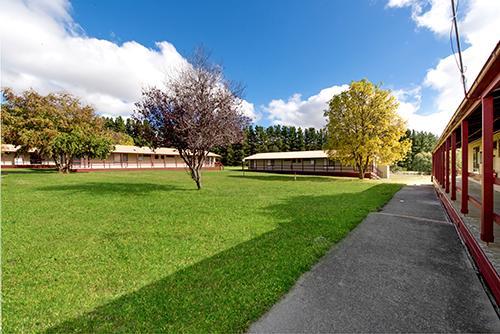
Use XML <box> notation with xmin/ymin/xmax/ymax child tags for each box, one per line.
<box><xmin>243</xmin><ymin>150</ymin><xmax>389</xmax><ymax>179</ymax></box>
<box><xmin>1</xmin><ymin>144</ymin><xmax>221</xmax><ymax>171</ymax></box>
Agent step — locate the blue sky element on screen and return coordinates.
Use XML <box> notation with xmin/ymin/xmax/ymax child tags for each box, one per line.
<box><xmin>1</xmin><ymin>0</ymin><xmax>499</xmax><ymax>133</ymax></box>
<box><xmin>71</xmin><ymin>0</ymin><xmax>444</xmax><ymax>116</ymax></box>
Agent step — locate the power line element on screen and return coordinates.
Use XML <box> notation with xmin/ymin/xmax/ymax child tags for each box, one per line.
<box><xmin>450</xmin><ymin>0</ymin><xmax>468</xmax><ymax>97</ymax></box>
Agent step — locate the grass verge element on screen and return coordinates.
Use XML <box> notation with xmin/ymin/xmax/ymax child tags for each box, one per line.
<box><xmin>2</xmin><ymin>169</ymin><xmax>402</xmax><ymax>333</ymax></box>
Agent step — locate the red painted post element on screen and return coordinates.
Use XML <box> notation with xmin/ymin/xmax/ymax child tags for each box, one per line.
<box><xmin>438</xmin><ymin>146</ymin><xmax>442</xmax><ymax>185</ymax></box>
<box><xmin>443</xmin><ymin>144</ymin><xmax>446</xmax><ymax>187</ymax></box>
<box><xmin>439</xmin><ymin>146</ymin><xmax>444</xmax><ymax>187</ymax></box>
<box><xmin>438</xmin><ymin>148</ymin><xmax>441</xmax><ymax>185</ymax></box>
<box><xmin>461</xmin><ymin>119</ymin><xmax>469</xmax><ymax>214</ymax></box>
<box><xmin>438</xmin><ymin>147</ymin><xmax>441</xmax><ymax>184</ymax></box>
<box><xmin>451</xmin><ymin>131</ymin><xmax>457</xmax><ymax>200</ymax></box>
<box><xmin>441</xmin><ymin>145</ymin><xmax>445</xmax><ymax>188</ymax></box>
<box><xmin>436</xmin><ymin>148</ymin><xmax>439</xmax><ymax>184</ymax></box>
<box><xmin>432</xmin><ymin>153</ymin><xmax>435</xmax><ymax>181</ymax></box>
<box><xmin>481</xmin><ymin>95</ymin><xmax>494</xmax><ymax>243</ymax></box>
<box><xmin>445</xmin><ymin>138</ymin><xmax>450</xmax><ymax>193</ymax></box>
<box><xmin>434</xmin><ymin>151</ymin><xmax>436</xmax><ymax>180</ymax></box>
<box><xmin>436</xmin><ymin>148</ymin><xmax>439</xmax><ymax>183</ymax></box>
<box><xmin>434</xmin><ymin>151</ymin><xmax>436</xmax><ymax>182</ymax></box>
<box><xmin>436</xmin><ymin>148</ymin><xmax>440</xmax><ymax>185</ymax></box>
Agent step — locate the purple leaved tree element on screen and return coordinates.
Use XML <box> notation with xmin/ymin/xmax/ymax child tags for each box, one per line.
<box><xmin>134</xmin><ymin>50</ymin><xmax>250</xmax><ymax>189</ymax></box>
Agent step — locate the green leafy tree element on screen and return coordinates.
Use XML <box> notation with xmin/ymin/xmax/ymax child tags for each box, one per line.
<box><xmin>325</xmin><ymin>79</ymin><xmax>411</xmax><ymax>179</ymax></box>
<box><xmin>412</xmin><ymin>152</ymin><xmax>432</xmax><ymax>173</ymax></box>
<box><xmin>245</xmin><ymin>126</ymin><xmax>257</xmax><ymax>156</ymax></box>
<box><xmin>398</xmin><ymin>130</ymin><xmax>438</xmax><ymax>171</ymax></box>
<box><xmin>296</xmin><ymin>127</ymin><xmax>305</xmax><ymax>151</ymax></box>
<box><xmin>304</xmin><ymin>127</ymin><xmax>316</xmax><ymax>150</ymax></box>
<box><xmin>106</xmin><ymin>130</ymin><xmax>135</xmax><ymax>145</ymax></box>
<box><xmin>114</xmin><ymin>116</ymin><xmax>127</xmax><ymax>133</ymax></box>
<box><xmin>255</xmin><ymin>126</ymin><xmax>269</xmax><ymax>152</ymax></box>
<box><xmin>1</xmin><ymin>88</ymin><xmax>114</xmax><ymax>173</ymax></box>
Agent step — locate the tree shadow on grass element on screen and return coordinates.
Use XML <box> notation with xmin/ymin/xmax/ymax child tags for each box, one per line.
<box><xmin>1</xmin><ymin>168</ymin><xmax>57</xmax><ymax>175</ymax></box>
<box><xmin>43</xmin><ymin>183</ymin><xmax>401</xmax><ymax>333</ymax></box>
<box><xmin>37</xmin><ymin>182</ymin><xmax>191</xmax><ymax>195</ymax></box>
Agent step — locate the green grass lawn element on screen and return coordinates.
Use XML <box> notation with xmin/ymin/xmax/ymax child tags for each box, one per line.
<box><xmin>2</xmin><ymin>169</ymin><xmax>402</xmax><ymax>333</ymax></box>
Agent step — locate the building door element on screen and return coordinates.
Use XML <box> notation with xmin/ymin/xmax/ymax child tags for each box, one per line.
<box><xmin>122</xmin><ymin>154</ymin><xmax>128</xmax><ymax>167</ymax></box>
<box><xmin>113</xmin><ymin>153</ymin><xmax>121</xmax><ymax>166</ymax></box>
<box><xmin>473</xmin><ymin>146</ymin><xmax>481</xmax><ymax>173</ymax></box>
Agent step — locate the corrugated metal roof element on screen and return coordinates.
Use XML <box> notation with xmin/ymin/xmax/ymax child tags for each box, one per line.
<box><xmin>2</xmin><ymin>144</ymin><xmax>220</xmax><ymax>157</ymax></box>
<box><xmin>113</xmin><ymin>145</ymin><xmax>220</xmax><ymax>157</ymax></box>
<box><xmin>2</xmin><ymin>144</ymin><xmax>18</xmax><ymax>152</ymax></box>
<box><xmin>243</xmin><ymin>150</ymin><xmax>329</xmax><ymax>161</ymax></box>
<box><xmin>1</xmin><ymin>144</ymin><xmax>36</xmax><ymax>153</ymax></box>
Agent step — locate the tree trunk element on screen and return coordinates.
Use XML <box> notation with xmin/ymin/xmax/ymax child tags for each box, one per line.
<box><xmin>192</xmin><ymin>168</ymin><xmax>202</xmax><ymax>190</ymax></box>
<box><xmin>57</xmin><ymin>154</ymin><xmax>65</xmax><ymax>173</ymax></box>
<box><xmin>179</xmin><ymin>150</ymin><xmax>206</xmax><ymax>190</ymax></box>
<box><xmin>56</xmin><ymin>154</ymin><xmax>72</xmax><ymax>173</ymax></box>
<box><xmin>187</xmin><ymin>159</ymin><xmax>202</xmax><ymax>190</ymax></box>
<box><xmin>357</xmin><ymin>162</ymin><xmax>365</xmax><ymax>179</ymax></box>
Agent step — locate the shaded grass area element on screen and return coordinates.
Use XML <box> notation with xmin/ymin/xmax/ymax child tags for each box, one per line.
<box><xmin>2</xmin><ymin>169</ymin><xmax>402</xmax><ymax>333</ymax></box>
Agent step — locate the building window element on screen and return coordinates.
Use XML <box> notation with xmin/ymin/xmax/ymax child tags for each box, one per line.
<box><xmin>138</xmin><ymin>155</ymin><xmax>144</xmax><ymax>161</ymax></box>
<box><xmin>267</xmin><ymin>159</ymin><xmax>273</xmax><ymax>166</ymax></box>
<box><xmin>155</xmin><ymin>154</ymin><xmax>159</xmax><ymax>159</ymax></box>
<box><xmin>473</xmin><ymin>146</ymin><xmax>480</xmax><ymax>172</ymax></box>
<box><xmin>161</xmin><ymin>155</ymin><xmax>165</xmax><ymax>160</ymax></box>
<box><xmin>310</xmin><ymin>159</ymin><xmax>315</xmax><ymax>165</ymax></box>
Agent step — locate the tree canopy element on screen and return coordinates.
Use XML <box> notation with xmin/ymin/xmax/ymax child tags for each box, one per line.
<box><xmin>135</xmin><ymin>50</ymin><xmax>249</xmax><ymax>189</ymax></box>
<box><xmin>397</xmin><ymin>130</ymin><xmax>437</xmax><ymax>172</ymax></box>
<box><xmin>102</xmin><ymin>116</ymin><xmax>153</xmax><ymax>147</ymax></box>
<box><xmin>1</xmin><ymin>88</ymin><xmax>114</xmax><ymax>173</ymax></box>
<box><xmin>324</xmin><ymin>79</ymin><xmax>411</xmax><ymax>179</ymax></box>
<box><xmin>411</xmin><ymin>151</ymin><xmax>432</xmax><ymax>173</ymax></box>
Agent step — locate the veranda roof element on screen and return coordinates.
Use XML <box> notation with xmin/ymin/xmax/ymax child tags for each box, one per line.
<box><xmin>243</xmin><ymin>150</ymin><xmax>329</xmax><ymax>161</ymax></box>
<box><xmin>2</xmin><ymin>144</ymin><xmax>220</xmax><ymax>157</ymax></box>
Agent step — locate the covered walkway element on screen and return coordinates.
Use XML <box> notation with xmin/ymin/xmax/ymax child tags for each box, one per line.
<box><xmin>249</xmin><ymin>186</ymin><xmax>499</xmax><ymax>333</ymax></box>
<box><xmin>432</xmin><ymin>42</ymin><xmax>500</xmax><ymax>304</ymax></box>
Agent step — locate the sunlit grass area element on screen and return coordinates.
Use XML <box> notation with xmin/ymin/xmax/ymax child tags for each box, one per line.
<box><xmin>2</xmin><ymin>169</ymin><xmax>401</xmax><ymax>333</ymax></box>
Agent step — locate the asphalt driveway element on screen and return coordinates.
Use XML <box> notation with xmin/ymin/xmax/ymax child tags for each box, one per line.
<box><xmin>249</xmin><ymin>185</ymin><xmax>500</xmax><ymax>333</ymax></box>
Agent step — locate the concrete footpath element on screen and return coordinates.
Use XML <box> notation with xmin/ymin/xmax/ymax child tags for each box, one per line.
<box><xmin>249</xmin><ymin>185</ymin><xmax>500</xmax><ymax>333</ymax></box>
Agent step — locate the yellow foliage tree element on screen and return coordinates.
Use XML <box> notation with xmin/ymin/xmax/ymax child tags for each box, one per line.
<box><xmin>324</xmin><ymin>79</ymin><xmax>411</xmax><ymax>179</ymax></box>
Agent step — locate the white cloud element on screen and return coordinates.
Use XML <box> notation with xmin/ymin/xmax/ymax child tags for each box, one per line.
<box><xmin>264</xmin><ymin>85</ymin><xmax>349</xmax><ymax>128</ymax></box>
<box><xmin>238</xmin><ymin>99</ymin><xmax>260</xmax><ymax>122</ymax></box>
<box><xmin>392</xmin><ymin>87</ymin><xmax>421</xmax><ymax>121</ymax></box>
<box><xmin>387</xmin><ymin>0</ymin><xmax>500</xmax><ymax>134</ymax></box>
<box><xmin>0</xmin><ymin>0</ymin><xmax>186</xmax><ymax>117</ymax></box>
<box><xmin>262</xmin><ymin>83</ymin><xmax>444</xmax><ymax>134</ymax></box>
<box><xmin>392</xmin><ymin>87</ymin><xmax>449</xmax><ymax>134</ymax></box>
<box><xmin>0</xmin><ymin>0</ymin><xmax>257</xmax><ymax>121</ymax></box>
